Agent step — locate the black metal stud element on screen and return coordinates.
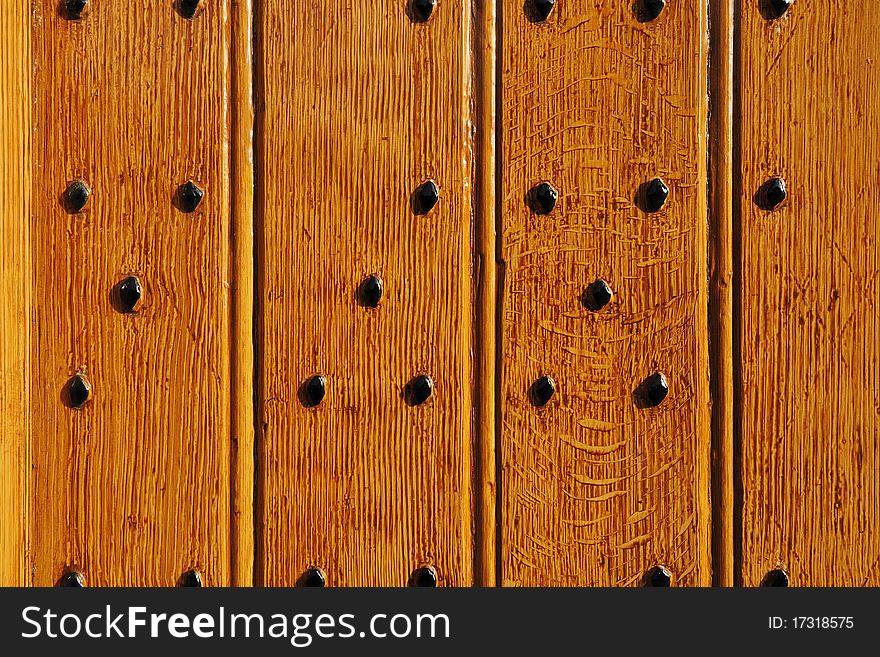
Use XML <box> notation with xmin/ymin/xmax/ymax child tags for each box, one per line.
<box><xmin>757</xmin><ymin>177</ymin><xmax>787</xmax><ymax>211</ymax></box>
<box><xmin>761</xmin><ymin>569</ymin><xmax>789</xmax><ymax>587</ymax></box>
<box><xmin>178</xmin><ymin>569</ymin><xmax>202</xmax><ymax>587</ymax></box>
<box><xmin>114</xmin><ymin>276</ymin><xmax>143</xmax><ymax>314</ymax></box>
<box><xmin>640</xmin><ymin>177</ymin><xmax>669</xmax><ymax>213</ymax></box>
<box><xmin>407</xmin><ymin>0</ymin><xmax>436</xmax><ymax>23</ymax></box>
<box><xmin>643</xmin><ymin>565</ymin><xmax>672</xmax><ymax>587</ymax></box>
<box><xmin>637</xmin><ymin>372</ymin><xmax>668</xmax><ymax>408</ymax></box>
<box><xmin>62</xmin><ymin>179</ymin><xmax>90</xmax><ymax>214</ymax></box>
<box><xmin>529</xmin><ymin>376</ymin><xmax>556</xmax><ymax>407</ymax></box>
<box><xmin>760</xmin><ymin>0</ymin><xmax>793</xmax><ymax>20</ymax></box>
<box><xmin>525</xmin><ymin>0</ymin><xmax>556</xmax><ymax>23</ymax></box>
<box><xmin>635</xmin><ymin>0</ymin><xmax>666</xmax><ymax>23</ymax></box>
<box><xmin>299</xmin><ymin>374</ymin><xmax>327</xmax><ymax>408</ymax></box>
<box><xmin>65</xmin><ymin>373</ymin><xmax>92</xmax><ymax>409</ymax></box>
<box><xmin>176</xmin><ymin>180</ymin><xmax>204</xmax><ymax>213</ymax></box>
<box><xmin>528</xmin><ymin>182</ymin><xmax>558</xmax><ymax>215</ymax></box>
<box><xmin>299</xmin><ymin>567</ymin><xmax>326</xmax><ymax>588</ymax></box>
<box><xmin>177</xmin><ymin>0</ymin><xmax>205</xmax><ymax>20</ymax></box>
<box><xmin>404</xmin><ymin>375</ymin><xmax>434</xmax><ymax>406</ymax></box>
<box><xmin>357</xmin><ymin>275</ymin><xmax>383</xmax><ymax>308</ymax></box>
<box><xmin>409</xmin><ymin>565</ymin><xmax>438</xmax><ymax>587</ymax></box>
<box><xmin>63</xmin><ymin>0</ymin><xmax>90</xmax><ymax>20</ymax></box>
<box><xmin>582</xmin><ymin>279</ymin><xmax>614</xmax><ymax>312</ymax></box>
<box><xmin>411</xmin><ymin>180</ymin><xmax>439</xmax><ymax>215</ymax></box>
<box><xmin>58</xmin><ymin>569</ymin><xmax>84</xmax><ymax>587</ymax></box>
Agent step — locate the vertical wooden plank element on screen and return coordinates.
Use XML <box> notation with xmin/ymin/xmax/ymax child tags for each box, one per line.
<box><xmin>709</xmin><ymin>0</ymin><xmax>735</xmax><ymax>588</ymax></box>
<box><xmin>29</xmin><ymin>1</ymin><xmax>234</xmax><ymax>586</ymax></box>
<box><xmin>256</xmin><ymin>2</ymin><xmax>475</xmax><ymax>586</ymax></box>
<box><xmin>0</xmin><ymin>0</ymin><xmax>31</xmax><ymax>587</ymax></box>
<box><xmin>737</xmin><ymin>1</ymin><xmax>880</xmax><ymax>586</ymax></box>
<box><xmin>499</xmin><ymin>1</ymin><xmax>712</xmax><ymax>586</ymax></box>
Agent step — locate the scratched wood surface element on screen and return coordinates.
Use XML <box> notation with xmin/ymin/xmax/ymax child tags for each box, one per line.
<box><xmin>0</xmin><ymin>0</ymin><xmax>31</xmax><ymax>586</ymax></box>
<box><xmin>737</xmin><ymin>1</ymin><xmax>880</xmax><ymax>586</ymax></box>
<box><xmin>499</xmin><ymin>0</ymin><xmax>712</xmax><ymax>586</ymax></box>
<box><xmin>256</xmin><ymin>2</ymin><xmax>475</xmax><ymax>586</ymax></box>
<box><xmin>28</xmin><ymin>1</ymin><xmax>234</xmax><ymax>586</ymax></box>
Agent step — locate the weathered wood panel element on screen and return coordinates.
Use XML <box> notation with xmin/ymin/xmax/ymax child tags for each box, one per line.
<box><xmin>0</xmin><ymin>0</ymin><xmax>31</xmax><ymax>587</ymax></box>
<box><xmin>737</xmin><ymin>1</ymin><xmax>880</xmax><ymax>586</ymax></box>
<box><xmin>256</xmin><ymin>2</ymin><xmax>476</xmax><ymax>586</ymax></box>
<box><xmin>29</xmin><ymin>0</ymin><xmax>235</xmax><ymax>586</ymax></box>
<box><xmin>499</xmin><ymin>0</ymin><xmax>712</xmax><ymax>586</ymax></box>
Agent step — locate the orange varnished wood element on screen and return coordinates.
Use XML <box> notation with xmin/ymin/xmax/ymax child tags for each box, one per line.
<box><xmin>737</xmin><ymin>1</ymin><xmax>880</xmax><ymax>586</ymax></box>
<box><xmin>29</xmin><ymin>1</ymin><xmax>236</xmax><ymax>586</ymax></box>
<box><xmin>499</xmin><ymin>1</ymin><xmax>712</xmax><ymax>586</ymax></box>
<box><xmin>256</xmin><ymin>2</ymin><xmax>475</xmax><ymax>586</ymax></box>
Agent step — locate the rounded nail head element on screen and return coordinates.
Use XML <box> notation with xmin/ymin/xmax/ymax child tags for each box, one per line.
<box><xmin>583</xmin><ymin>279</ymin><xmax>613</xmax><ymax>312</ymax></box>
<box><xmin>527</xmin><ymin>0</ymin><xmax>556</xmax><ymax>22</ymax></box>
<box><xmin>635</xmin><ymin>0</ymin><xmax>666</xmax><ymax>23</ymax></box>
<box><xmin>178</xmin><ymin>569</ymin><xmax>202</xmax><ymax>587</ymax></box>
<box><xmin>763</xmin><ymin>0</ymin><xmax>793</xmax><ymax>20</ymax></box>
<box><xmin>760</xmin><ymin>177</ymin><xmax>787</xmax><ymax>210</ymax></box>
<box><xmin>63</xmin><ymin>179</ymin><xmax>91</xmax><ymax>214</ymax></box>
<box><xmin>117</xmin><ymin>276</ymin><xmax>143</xmax><ymax>313</ymax></box>
<box><xmin>301</xmin><ymin>374</ymin><xmax>327</xmax><ymax>408</ymax></box>
<box><xmin>66</xmin><ymin>373</ymin><xmax>92</xmax><ymax>409</ymax></box>
<box><xmin>643</xmin><ymin>177</ymin><xmax>669</xmax><ymax>213</ymax></box>
<box><xmin>644</xmin><ymin>565</ymin><xmax>672</xmax><ymax>587</ymax></box>
<box><xmin>529</xmin><ymin>376</ymin><xmax>556</xmax><ymax>407</ymax></box>
<box><xmin>300</xmin><ymin>567</ymin><xmax>326</xmax><ymax>588</ymax></box>
<box><xmin>762</xmin><ymin>569</ymin><xmax>789</xmax><ymax>587</ymax></box>
<box><xmin>177</xmin><ymin>180</ymin><xmax>204</xmax><ymax>213</ymax></box>
<box><xmin>529</xmin><ymin>182</ymin><xmax>558</xmax><ymax>215</ymax></box>
<box><xmin>413</xmin><ymin>180</ymin><xmax>439</xmax><ymax>215</ymax></box>
<box><xmin>641</xmin><ymin>372</ymin><xmax>669</xmax><ymax>407</ymax></box>
<box><xmin>64</xmin><ymin>0</ymin><xmax>90</xmax><ymax>20</ymax></box>
<box><xmin>409</xmin><ymin>566</ymin><xmax>437</xmax><ymax>588</ymax></box>
<box><xmin>405</xmin><ymin>375</ymin><xmax>434</xmax><ymax>406</ymax></box>
<box><xmin>59</xmin><ymin>570</ymin><xmax>84</xmax><ymax>587</ymax></box>
<box><xmin>357</xmin><ymin>275</ymin><xmax>383</xmax><ymax>308</ymax></box>
<box><xmin>408</xmin><ymin>0</ymin><xmax>436</xmax><ymax>23</ymax></box>
<box><xmin>178</xmin><ymin>0</ymin><xmax>205</xmax><ymax>20</ymax></box>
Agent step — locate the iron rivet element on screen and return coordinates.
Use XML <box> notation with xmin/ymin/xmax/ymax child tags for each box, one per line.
<box><xmin>114</xmin><ymin>276</ymin><xmax>143</xmax><ymax>314</ymax></box>
<box><xmin>637</xmin><ymin>372</ymin><xmax>668</xmax><ymax>408</ymax></box>
<box><xmin>412</xmin><ymin>180</ymin><xmax>439</xmax><ymax>215</ymax></box>
<box><xmin>62</xmin><ymin>179</ymin><xmax>91</xmax><ymax>214</ymax></box>
<box><xmin>407</xmin><ymin>0</ymin><xmax>436</xmax><ymax>23</ymax></box>
<box><xmin>529</xmin><ymin>376</ymin><xmax>556</xmax><ymax>407</ymax></box>
<box><xmin>757</xmin><ymin>177</ymin><xmax>787</xmax><ymax>210</ymax></box>
<box><xmin>525</xmin><ymin>0</ymin><xmax>556</xmax><ymax>23</ymax></box>
<box><xmin>299</xmin><ymin>567</ymin><xmax>326</xmax><ymax>588</ymax></box>
<box><xmin>299</xmin><ymin>374</ymin><xmax>327</xmax><ymax>408</ymax></box>
<box><xmin>175</xmin><ymin>180</ymin><xmax>204</xmax><ymax>213</ymax></box>
<box><xmin>357</xmin><ymin>275</ymin><xmax>383</xmax><ymax>308</ymax></box>
<box><xmin>58</xmin><ymin>569</ymin><xmax>85</xmax><ymax>587</ymax></box>
<box><xmin>643</xmin><ymin>565</ymin><xmax>672</xmax><ymax>587</ymax></box>
<box><xmin>405</xmin><ymin>375</ymin><xmax>434</xmax><ymax>406</ymax></box>
<box><xmin>582</xmin><ymin>279</ymin><xmax>614</xmax><ymax>312</ymax></box>
<box><xmin>177</xmin><ymin>0</ymin><xmax>205</xmax><ymax>20</ymax></box>
<box><xmin>635</xmin><ymin>0</ymin><xmax>666</xmax><ymax>23</ymax></box>
<box><xmin>528</xmin><ymin>182</ymin><xmax>558</xmax><ymax>215</ymax></box>
<box><xmin>178</xmin><ymin>569</ymin><xmax>202</xmax><ymax>587</ymax></box>
<box><xmin>761</xmin><ymin>0</ymin><xmax>792</xmax><ymax>20</ymax></box>
<box><xmin>65</xmin><ymin>373</ymin><xmax>92</xmax><ymax>409</ymax></box>
<box><xmin>640</xmin><ymin>177</ymin><xmax>669</xmax><ymax>213</ymax></box>
<box><xmin>409</xmin><ymin>565</ymin><xmax>438</xmax><ymax>587</ymax></box>
<box><xmin>63</xmin><ymin>0</ymin><xmax>90</xmax><ymax>20</ymax></box>
<box><xmin>761</xmin><ymin>569</ymin><xmax>789</xmax><ymax>587</ymax></box>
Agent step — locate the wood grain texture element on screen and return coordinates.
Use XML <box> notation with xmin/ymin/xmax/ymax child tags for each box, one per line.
<box><xmin>0</xmin><ymin>0</ymin><xmax>31</xmax><ymax>587</ymax></box>
<box><xmin>256</xmin><ymin>1</ymin><xmax>475</xmax><ymax>586</ymax></box>
<box><xmin>29</xmin><ymin>0</ymin><xmax>234</xmax><ymax>586</ymax></box>
<box><xmin>499</xmin><ymin>0</ymin><xmax>712</xmax><ymax>586</ymax></box>
<box><xmin>737</xmin><ymin>0</ymin><xmax>880</xmax><ymax>586</ymax></box>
